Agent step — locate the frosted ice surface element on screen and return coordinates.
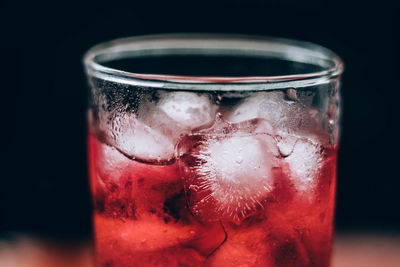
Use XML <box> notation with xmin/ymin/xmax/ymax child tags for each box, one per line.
<box><xmin>202</xmin><ymin>135</ymin><xmax>274</xmax><ymax>186</ymax></box>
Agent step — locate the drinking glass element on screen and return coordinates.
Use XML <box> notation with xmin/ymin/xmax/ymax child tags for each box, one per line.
<box><xmin>83</xmin><ymin>34</ymin><xmax>343</xmax><ymax>267</ymax></box>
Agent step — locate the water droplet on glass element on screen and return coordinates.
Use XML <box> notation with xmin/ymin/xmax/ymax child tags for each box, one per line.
<box><xmin>285</xmin><ymin>88</ymin><xmax>297</xmax><ymax>101</ymax></box>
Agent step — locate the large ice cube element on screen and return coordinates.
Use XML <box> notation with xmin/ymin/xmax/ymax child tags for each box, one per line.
<box><xmin>177</xmin><ymin>116</ymin><xmax>279</xmax><ymax>224</ymax></box>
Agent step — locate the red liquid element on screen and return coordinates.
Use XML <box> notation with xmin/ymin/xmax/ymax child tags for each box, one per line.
<box><xmin>88</xmin><ymin>128</ymin><xmax>336</xmax><ymax>266</ymax></box>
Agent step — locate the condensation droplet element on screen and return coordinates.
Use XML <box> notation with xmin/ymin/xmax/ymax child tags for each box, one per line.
<box><xmin>285</xmin><ymin>88</ymin><xmax>297</xmax><ymax>101</ymax></box>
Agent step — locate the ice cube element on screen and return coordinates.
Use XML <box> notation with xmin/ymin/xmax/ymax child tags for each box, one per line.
<box><xmin>157</xmin><ymin>91</ymin><xmax>217</xmax><ymax>130</ymax></box>
<box><xmin>177</xmin><ymin>116</ymin><xmax>279</xmax><ymax>224</ymax></box>
<box><xmin>284</xmin><ymin>137</ymin><xmax>322</xmax><ymax>198</ymax></box>
<box><xmin>109</xmin><ymin>113</ymin><xmax>175</xmax><ymax>163</ymax></box>
<box><xmin>228</xmin><ymin>93</ymin><xmax>263</xmax><ymax>123</ymax></box>
<box><xmin>229</xmin><ymin>91</ymin><xmax>325</xmax><ymax>142</ymax></box>
<box><xmin>90</xmin><ymin>135</ymin><xmax>132</xmax><ymax>185</ymax></box>
<box><xmin>229</xmin><ymin>91</ymin><xmax>286</xmax><ymax>125</ymax></box>
<box><xmin>89</xmin><ymin>134</ymin><xmax>182</xmax><ymax>215</ymax></box>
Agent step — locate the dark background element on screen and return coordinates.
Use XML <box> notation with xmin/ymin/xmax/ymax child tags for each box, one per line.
<box><xmin>2</xmin><ymin>0</ymin><xmax>399</xmax><ymax>240</ymax></box>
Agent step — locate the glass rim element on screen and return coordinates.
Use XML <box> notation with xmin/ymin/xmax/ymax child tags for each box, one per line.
<box><xmin>83</xmin><ymin>33</ymin><xmax>344</xmax><ymax>91</ymax></box>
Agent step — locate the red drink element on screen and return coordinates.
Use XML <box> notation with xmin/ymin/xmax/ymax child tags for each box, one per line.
<box><xmin>88</xmin><ymin>114</ymin><xmax>337</xmax><ymax>267</ymax></box>
<box><xmin>83</xmin><ymin>34</ymin><xmax>343</xmax><ymax>267</ymax></box>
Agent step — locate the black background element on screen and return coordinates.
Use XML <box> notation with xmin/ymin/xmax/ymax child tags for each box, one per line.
<box><xmin>2</xmin><ymin>0</ymin><xmax>399</xmax><ymax>240</ymax></box>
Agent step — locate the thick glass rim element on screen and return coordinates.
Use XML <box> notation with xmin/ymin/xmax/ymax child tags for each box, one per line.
<box><xmin>83</xmin><ymin>34</ymin><xmax>344</xmax><ymax>91</ymax></box>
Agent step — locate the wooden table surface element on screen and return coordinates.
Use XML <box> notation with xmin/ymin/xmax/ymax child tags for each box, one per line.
<box><xmin>0</xmin><ymin>233</ymin><xmax>399</xmax><ymax>267</ymax></box>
